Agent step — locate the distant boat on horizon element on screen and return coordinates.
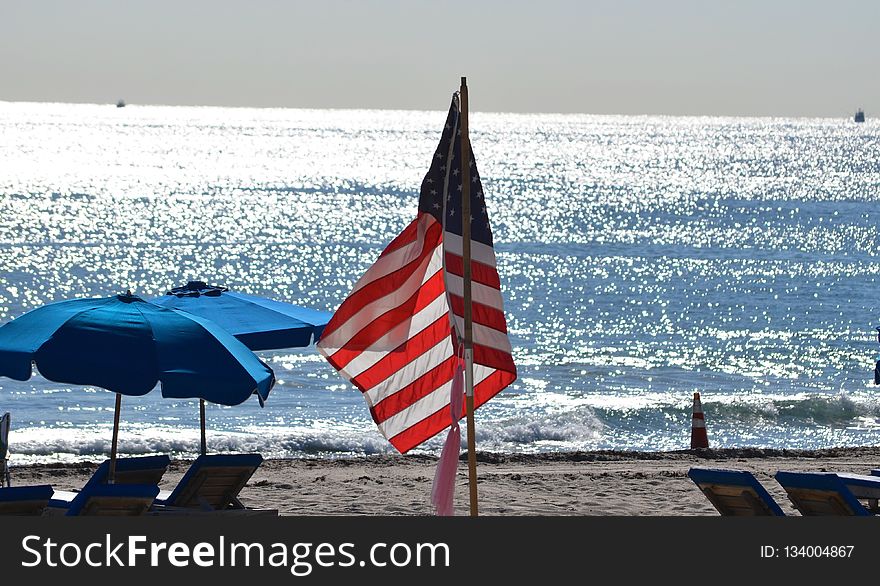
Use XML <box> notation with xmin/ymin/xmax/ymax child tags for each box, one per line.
<box><xmin>855</xmin><ymin>108</ymin><xmax>865</xmax><ymax>123</ymax></box>
<box><xmin>116</xmin><ymin>99</ymin><xmax>126</xmax><ymax>108</ymax></box>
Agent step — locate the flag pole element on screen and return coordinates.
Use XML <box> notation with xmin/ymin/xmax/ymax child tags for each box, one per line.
<box><xmin>459</xmin><ymin>76</ymin><xmax>479</xmax><ymax>516</ymax></box>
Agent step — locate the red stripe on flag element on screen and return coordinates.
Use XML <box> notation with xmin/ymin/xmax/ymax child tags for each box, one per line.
<box><xmin>443</xmin><ymin>252</ymin><xmax>501</xmax><ymax>289</ymax></box>
<box><xmin>473</xmin><ymin>368</ymin><xmax>516</xmax><ymax>410</ymax></box>
<box><xmin>389</xmin><ymin>402</ymin><xmax>461</xmax><ymax>454</ymax></box>
<box><xmin>473</xmin><ymin>344</ymin><xmax>518</xmax><ymax>374</ymax></box>
<box><xmin>448</xmin><ymin>294</ymin><xmax>510</xmax><ymax>334</ymax></box>
<box><xmin>353</xmin><ymin>316</ymin><xmax>454</xmax><ymax>391</ymax></box>
<box><xmin>371</xmin><ymin>355</ymin><xmax>458</xmax><ymax>423</ymax></box>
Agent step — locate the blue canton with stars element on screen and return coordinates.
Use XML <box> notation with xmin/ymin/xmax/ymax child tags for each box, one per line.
<box><xmin>418</xmin><ymin>94</ymin><xmax>494</xmax><ymax>247</ymax></box>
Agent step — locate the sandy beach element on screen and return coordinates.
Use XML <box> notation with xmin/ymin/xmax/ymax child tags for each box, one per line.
<box><xmin>11</xmin><ymin>447</ymin><xmax>880</xmax><ymax>516</ymax></box>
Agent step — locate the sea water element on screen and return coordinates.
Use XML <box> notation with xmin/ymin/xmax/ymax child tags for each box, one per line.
<box><xmin>1</xmin><ymin>101</ymin><xmax>879</xmax><ymax>463</ymax></box>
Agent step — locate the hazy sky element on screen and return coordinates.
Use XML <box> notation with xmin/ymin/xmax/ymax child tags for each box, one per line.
<box><xmin>1</xmin><ymin>0</ymin><xmax>876</xmax><ymax>116</ymax></box>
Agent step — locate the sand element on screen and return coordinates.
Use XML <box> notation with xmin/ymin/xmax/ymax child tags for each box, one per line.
<box><xmin>11</xmin><ymin>447</ymin><xmax>880</xmax><ymax>515</ymax></box>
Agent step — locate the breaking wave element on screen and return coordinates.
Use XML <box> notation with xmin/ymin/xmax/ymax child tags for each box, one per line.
<box><xmin>7</xmin><ymin>393</ymin><xmax>880</xmax><ymax>464</ymax></box>
<box><xmin>699</xmin><ymin>394</ymin><xmax>880</xmax><ymax>426</ymax></box>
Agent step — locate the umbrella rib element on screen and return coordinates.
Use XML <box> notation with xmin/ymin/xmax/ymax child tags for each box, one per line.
<box><xmin>129</xmin><ymin>301</ymin><xmax>163</xmax><ymax>392</ymax></box>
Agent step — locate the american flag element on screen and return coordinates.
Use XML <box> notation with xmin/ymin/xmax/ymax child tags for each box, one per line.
<box><xmin>317</xmin><ymin>94</ymin><xmax>517</xmax><ymax>453</ymax></box>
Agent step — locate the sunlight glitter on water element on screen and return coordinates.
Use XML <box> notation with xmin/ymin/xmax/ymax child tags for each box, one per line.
<box><xmin>2</xmin><ymin>101</ymin><xmax>880</xmax><ymax>460</ymax></box>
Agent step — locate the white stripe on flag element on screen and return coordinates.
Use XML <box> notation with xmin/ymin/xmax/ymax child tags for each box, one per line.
<box><xmin>364</xmin><ymin>336</ymin><xmax>454</xmax><ymax>405</ymax></box>
<box><xmin>444</xmin><ymin>273</ymin><xmax>506</xmax><ymax>311</ymax></box>
<box><xmin>443</xmin><ymin>233</ymin><xmax>499</xmax><ymax>267</ymax></box>
<box><xmin>341</xmin><ymin>293</ymin><xmax>452</xmax><ymax>379</ymax></box>
<box><xmin>451</xmin><ymin>315</ymin><xmax>514</xmax><ymax>354</ymax></box>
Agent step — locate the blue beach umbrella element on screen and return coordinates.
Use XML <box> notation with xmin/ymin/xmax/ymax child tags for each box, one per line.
<box><xmin>152</xmin><ymin>281</ymin><xmax>331</xmax><ymax>350</ymax></box>
<box><xmin>151</xmin><ymin>281</ymin><xmax>331</xmax><ymax>453</ymax></box>
<box><xmin>0</xmin><ymin>292</ymin><xmax>275</xmax><ymax>481</ymax></box>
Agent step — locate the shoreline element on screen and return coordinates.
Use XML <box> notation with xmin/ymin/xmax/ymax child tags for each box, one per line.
<box><xmin>10</xmin><ymin>447</ymin><xmax>880</xmax><ymax>515</ymax></box>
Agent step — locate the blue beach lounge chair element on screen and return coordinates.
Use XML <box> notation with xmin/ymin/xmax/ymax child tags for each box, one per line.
<box><xmin>774</xmin><ymin>471</ymin><xmax>873</xmax><ymax>516</ymax></box>
<box><xmin>49</xmin><ymin>455</ymin><xmax>171</xmax><ymax>510</ymax></box>
<box><xmin>65</xmin><ymin>483</ymin><xmax>159</xmax><ymax>516</ymax></box>
<box><xmin>688</xmin><ymin>467</ymin><xmax>786</xmax><ymax>516</ymax></box>
<box><xmin>152</xmin><ymin>453</ymin><xmax>275</xmax><ymax>515</ymax></box>
<box><xmin>833</xmin><ymin>472</ymin><xmax>880</xmax><ymax>513</ymax></box>
<box><xmin>85</xmin><ymin>454</ymin><xmax>171</xmax><ymax>487</ymax></box>
<box><xmin>0</xmin><ymin>484</ymin><xmax>54</xmax><ymax>516</ymax></box>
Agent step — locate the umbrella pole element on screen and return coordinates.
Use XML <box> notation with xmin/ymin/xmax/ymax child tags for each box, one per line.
<box><xmin>199</xmin><ymin>399</ymin><xmax>207</xmax><ymax>456</ymax></box>
<box><xmin>109</xmin><ymin>393</ymin><xmax>122</xmax><ymax>484</ymax></box>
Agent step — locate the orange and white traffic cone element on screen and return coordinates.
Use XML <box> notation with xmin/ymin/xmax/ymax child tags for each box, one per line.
<box><xmin>690</xmin><ymin>392</ymin><xmax>709</xmax><ymax>449</ymax></box>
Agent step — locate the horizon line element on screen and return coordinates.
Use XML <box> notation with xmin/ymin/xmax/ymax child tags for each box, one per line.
<box><xmin>0</xmin><ymin>98</ymin><xmax>872</xmax><ymax>121</ymax></box>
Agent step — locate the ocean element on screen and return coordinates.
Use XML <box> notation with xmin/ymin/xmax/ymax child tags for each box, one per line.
<box><xmin>1</xmin><ymin>101</ymin><xmax>879</xmax><ymax>464</ymax></box>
